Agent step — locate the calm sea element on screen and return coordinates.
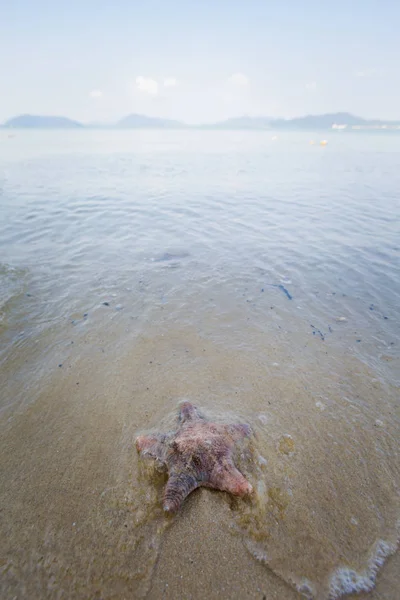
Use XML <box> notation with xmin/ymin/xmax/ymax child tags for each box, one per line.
<box><xmin>0</xmin><ymin>130</ymin><xmax>399</xmax><ymax>599</ymax></box>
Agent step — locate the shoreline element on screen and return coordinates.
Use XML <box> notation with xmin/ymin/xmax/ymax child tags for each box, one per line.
<box><xmin>1</xmin><ymin>322</ymin><xmax>399</xmax><ymax>599</ymax></box>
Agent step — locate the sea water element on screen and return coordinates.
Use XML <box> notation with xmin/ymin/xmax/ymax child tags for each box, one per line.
<box><xmin>0</xmin><ymin>130</ymin><xmax>399</xmax><ymax>599</ymax></box>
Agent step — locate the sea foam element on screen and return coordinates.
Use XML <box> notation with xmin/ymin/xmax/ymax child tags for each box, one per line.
<box><xmin>246</xmin><ymin>527</ymin><xmax>399</xmax><ymax>600</ymax></box>
<box><xmin>328</xmin><ymin>535</ymin><xmax>399</xmax><ymax>599</ymax></box>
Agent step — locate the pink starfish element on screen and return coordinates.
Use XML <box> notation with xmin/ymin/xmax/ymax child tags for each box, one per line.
<box><xmin>136</xmin><ymin>401</ymin><xmax>253</xmax><ymax>512</ymax></box>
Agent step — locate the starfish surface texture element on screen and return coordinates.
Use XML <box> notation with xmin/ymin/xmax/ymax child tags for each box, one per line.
<box><xmin>136</xmin><ymin>402</ymin><xmax>253</xmax><ymax>512</ymax></box>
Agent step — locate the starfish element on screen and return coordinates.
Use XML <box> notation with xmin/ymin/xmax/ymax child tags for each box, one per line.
<box><xmin>136</xmin><ymin>401</ymin><xmax>253</xmax><ymax>512</ymax></box>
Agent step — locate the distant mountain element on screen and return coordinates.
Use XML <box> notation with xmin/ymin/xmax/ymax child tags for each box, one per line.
<box><xmin>200</xmin><ymin>116</ymin><xmax>276</xmax><ymax>130</ymax></box>
<box><xmin>116</xmin><ymin>114</ymin><xmax>187</xmax><ymax>129</ymax></box>
<box><xmin>3</xmin><ymin>115</ymin><xmax>83</xmax><ymax>129</ymax></box>
<box><xmin>270</xmin><ymin>113</ymin><xmax>400</xmax><ymax>130</ymax></box>
<box><xmin>270</xmin><ymin>113</ymin><xmax>367</xmax><ymax>130</ymax></box>
<box><xmin>203</xmin><ymin>113</ymin><xmax>400</xmax><ymax>130</ymax></box>
<box><xmin>2</xmin><ymin>112</ymin><xmax>399</xmax><ymax>131</ymax></box>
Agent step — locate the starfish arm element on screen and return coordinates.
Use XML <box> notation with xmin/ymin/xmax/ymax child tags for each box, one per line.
<box><xmin>209</xmin><ymin>461</ymin><xmax>253</xmax><ymax>497</ymax></box>
<box><xmin>226</xmin><ymin>423</ymin><xmax>252</xmax><ymax>441</ymax></box>
<box><xmin>178</xmin><ymin>401</ymin><xmax>203</xmax><ymax>423</ymax></box>
<box><xmin>163</xmin><ymin>471</ymin><xmax>199</xmax><ymax>512</ymax></box>
<box><xmin>136</xmin><ymin>434</ymin><xmax>165</xmax><ymax>461</ymax></box>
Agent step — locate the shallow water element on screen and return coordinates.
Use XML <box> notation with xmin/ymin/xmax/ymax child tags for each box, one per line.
<box><xmin>0</xmin><ymin>130</ymin><xmax>399</xmax><ymax>599</ymax></box>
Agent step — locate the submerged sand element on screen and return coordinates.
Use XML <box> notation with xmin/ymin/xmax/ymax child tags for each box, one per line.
<box><xmin>1</xmin><ymin>316</ymin><xmax>399</xmax><ymax>599</ymax></box>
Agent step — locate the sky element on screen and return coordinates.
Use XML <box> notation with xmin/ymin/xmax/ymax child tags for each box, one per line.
<box><xmin>0</xmin><ymin>0</ymin><xmax>399</xmax><ymax>124</ymax></box>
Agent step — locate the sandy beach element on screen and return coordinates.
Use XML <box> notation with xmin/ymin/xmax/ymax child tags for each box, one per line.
<box><xmin>1</xmin><ymin>314</ymin><xmax>399</xmax><ymax>599</ymax></box>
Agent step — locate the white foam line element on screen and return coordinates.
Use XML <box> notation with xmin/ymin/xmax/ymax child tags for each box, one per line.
<box><xmin>328</xmin><ymin>532</ymin><xmax>400</xmax><ymax>599</ymax></box>
<box><xmin>246</xmin><ymin>522</ymin><xmax>400</xmax><ymax>600</ymax></box>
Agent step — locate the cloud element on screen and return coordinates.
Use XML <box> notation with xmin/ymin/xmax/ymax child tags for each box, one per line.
<box><xmin>356</xmin><ymin>68</ymin><xmax>377</xmax><ymax>78</ymax></box>
<box><xmin>305</xmin><ymin>82</ymin><xmax>317</xmax><ymax>91</ymax></box>
<box><xmin>90</xmin><ymin>90</ymin><xmax>103</xmax><ymax>98</ymax></box>
<box><xmin>228</xmin><ymin>72</ymin><xmax>249</xmax><ymax>86</ymax></box>
<box><xmin>136</xmin><ymin>76</ymin><xmax>159</xmax><ymax>95</ymax></box>
<box><xmin>163</xmin><ymin>77</ymin><xmax>177</xmax><ymax>88</ymax></box>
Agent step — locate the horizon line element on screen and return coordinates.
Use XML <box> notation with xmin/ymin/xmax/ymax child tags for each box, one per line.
<box><xmin>3</xmin><ymin>110</ymin><xmax>400</xmax><ymax>127</ymax></box>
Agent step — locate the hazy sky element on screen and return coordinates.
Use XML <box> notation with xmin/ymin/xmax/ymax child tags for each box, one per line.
<box><xmin>1</xmin><ymin>0</ymin><xmax>399</xmax><ymax>123</ymax></box>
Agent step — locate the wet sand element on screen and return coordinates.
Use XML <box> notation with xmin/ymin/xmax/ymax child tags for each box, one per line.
<box><xmin>1</xmin><ymin>314</ymin><xmax>399</xmax><ymax>599</ymax></box>
<box><xmin>148</xmin><ymin>498</ymin><xmax>400</xmax><ymax>600</ymax></box>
